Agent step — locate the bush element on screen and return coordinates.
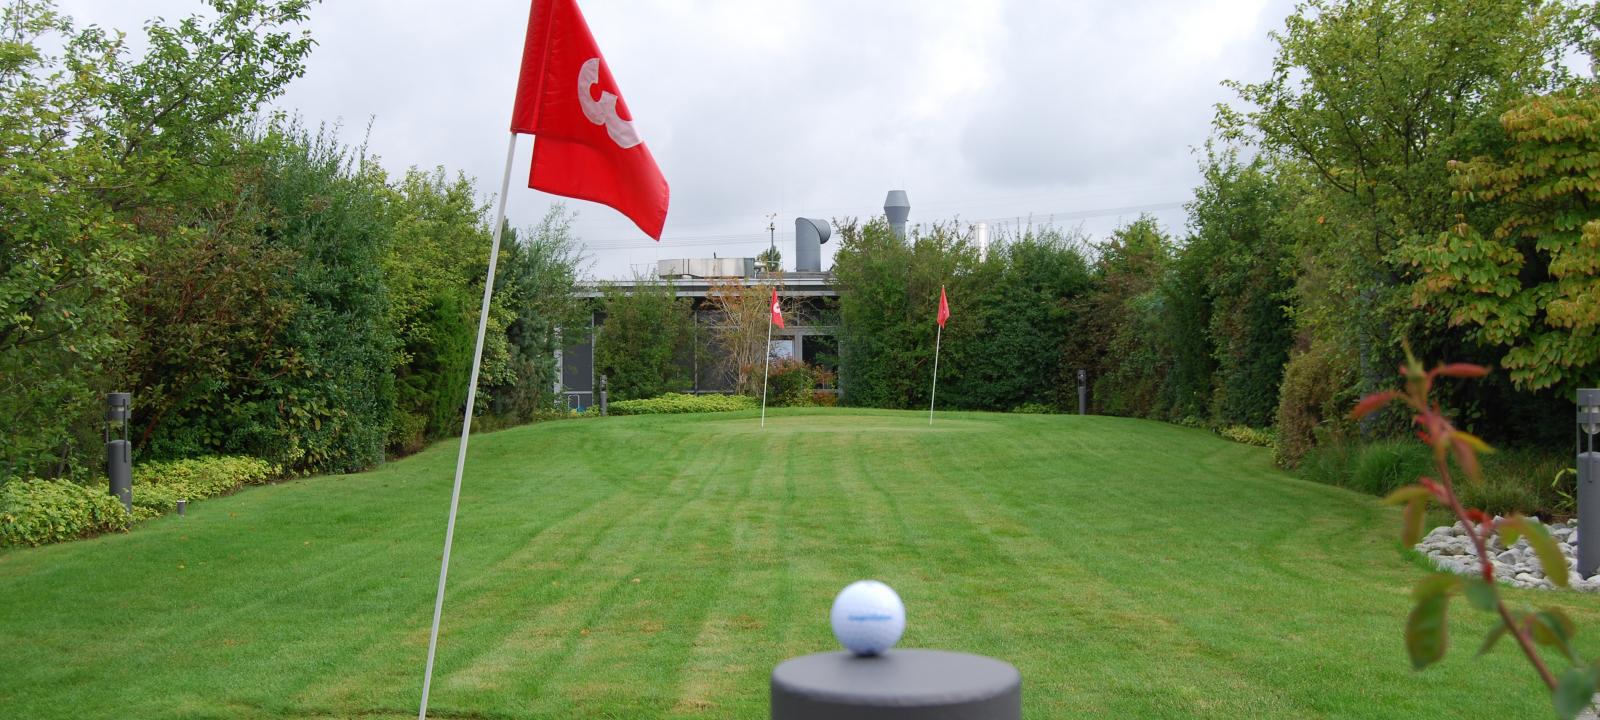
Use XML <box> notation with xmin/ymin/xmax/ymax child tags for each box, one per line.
<box><xmin>1298</xmin><ymin>440</ymin><xmax>1569</xmax><ymax>518</ymax></box>
<box><xmin>1011</xmin><ymin>403</ymin><xmax>1056</xmax><ymax>414</ymax></box>
<box><xmin>609</xmin><ymin>393</ymin><xmax>758</xmax><ymax>415</ymax></box>
<box><xmin>1218</xmin><ymin>425</ymin><xmax>1275</xmax><ymax>448</ymax></box>
<box><xmin>813</xmin><ymin>391</ymin><xmax>839</xmax><ymax>407</ymax></box>
<box><xmin>0</xmin><ymin>480</ymin><xmax>130</xmax><ymax>547</ymax></box>
<box><xmin>130</xmin><ymin>456</ymin><xmax>277</xmax><ymax>519</ymax></box>
<box><xmin>1273</xmin><ymin>342</ymin><xmax>1356</xmax><ymax>467</ymax></box>
<box><xmin>768</xmin><ymin>359</ymin><xmax>819</xmax><ymax>407</ymax></box>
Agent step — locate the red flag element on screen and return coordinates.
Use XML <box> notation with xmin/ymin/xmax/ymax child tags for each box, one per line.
<box><xmin>770</xmin><ymin>289</ymin><xmax>785</xmax><ymax>330</ymax></box>
<box><xmin>511</xmin><ymin>0</ymin><xmax>669</xmax><ymax>239</ymax></box>
<box><xmin>937</xmin><ymin>286</ymin><xmax>950</xmax><ymax>328</ymax></box>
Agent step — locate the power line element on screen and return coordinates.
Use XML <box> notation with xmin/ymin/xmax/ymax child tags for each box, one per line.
<box><xmin>578</xmin><ymin>199</ymin><xmax>1188</xmax><ymax>251</ymax></box>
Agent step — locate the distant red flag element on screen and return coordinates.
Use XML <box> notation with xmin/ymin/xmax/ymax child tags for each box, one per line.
<box><xmin>937</xmin><ymin>286</ymin><xmax>950</xmax><ymax>328</ymax></box>
<box><xmin>510</xmin><ymin>0</ymin><xmax>669</xmax><ymax>239</ymax></box>
<box><xmin>771</xmin><ymin>289</ymin><xmax>785</xmax><ymax>329</ymax></box>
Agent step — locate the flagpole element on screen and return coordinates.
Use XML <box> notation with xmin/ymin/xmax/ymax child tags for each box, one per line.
<box><xmin>929</xmin><ymin>323</ymin><xmax>943</xmax><ymax>425</ymax></box>
<box><xmin>760</xmin><ymin>293</ymin><xmax>773</xmax><ymax>428</ymax></box>
<box><xmin>418</xmin><ymin>131</ymin><xmax>518</xmax><ymax>720</ymax></box>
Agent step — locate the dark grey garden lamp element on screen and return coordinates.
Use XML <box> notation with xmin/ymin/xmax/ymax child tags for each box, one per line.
<box><xmin>1579</xmin><ymin>388</ymin><xmax>1600</xmax><ymax>577</ymax></box>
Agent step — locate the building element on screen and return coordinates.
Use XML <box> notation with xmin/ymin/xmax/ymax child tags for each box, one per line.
<box><xmin>557</xmin><ymin>193</ymin><xmax>912</xmax><ymax>410</ymax></box>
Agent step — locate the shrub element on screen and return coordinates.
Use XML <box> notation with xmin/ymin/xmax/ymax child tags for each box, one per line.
<box><xmin>1218</xmin><ymin>425</ymin><xmax>1275</xmax><ymax>448</ymax></box>
<box><xmin>813</xmin><ymin>391</ymin><xmax>839</xmax><ymax>407</ymax></box>
<box><xmin>1273</xmin><ymin>342</ymin><xmax>1356</xmax><ymax>467</ymax></box>
<box><xmin>1347</xmin><ymin>441</ymin><xmax>1432</xmax><ymax>497</ymax></box>
<box><xmin>0</xmin><ymin>480</ymin><xmax>130</xmax><ymax>547</ymax></box>
<box><xmin>609</xmin><ymin>393</ymin><xmax>757</xmax><ymax>416</ymax></box>
<box><xmin>1011</xmin><ymin>403</ymin><xmax>1056</xmax><ymax>414</ymax></box>
<box><xmin>768</xmin><ymin>359</ymin><xmax>819</xmax><ymax>407</ymax></box>
<box><xmin>130</xmin><ymin>456</ymin><xmax>278</xmax><ymax>518</ymax></box>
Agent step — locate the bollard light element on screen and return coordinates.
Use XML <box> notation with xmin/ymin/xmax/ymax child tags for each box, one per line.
<box><xmin>105</xmin><ymin>393</ymin><xmax>132</xmax><ymax>513</ymax></box>
<box><xmin>1577</xmin><ymin>389</ymin><xmax>1600</xmax><ymax>578</ymax></box>
<box><xmin>1077</xmin><ymin>369</ymin><xmax>1087</xmax><ymax>416</ymax></box>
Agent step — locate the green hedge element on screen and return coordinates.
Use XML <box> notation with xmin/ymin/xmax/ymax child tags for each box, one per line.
<box><xmin>0</xmin><ymin>481</ymin><xmax>130</xmax><ymax>547</ymax></box>
<box><xmin>1</xmin><ymin>456</ymin><xmax>278</xmax><ymax>547</ymax></box>
<box><xmin>1217</xmin><ymin>425</ymin><xmax>1275</xmax><ymax>448</ymax></box>
<box><xmin>131</xmin><ymin>456</ymin><xmax>277</xmax><ymax>520</ymax></box>
<box><xmin>609</xmin><ymin>393</ymin><xmax>757</xmax><ymax>416</ymax></box>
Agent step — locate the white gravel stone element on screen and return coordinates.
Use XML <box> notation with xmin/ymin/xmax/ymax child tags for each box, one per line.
<box><xmin>1415</xmin><ymin>522</ymin><xmax>1599</xmax><ymax>592</ymax></box>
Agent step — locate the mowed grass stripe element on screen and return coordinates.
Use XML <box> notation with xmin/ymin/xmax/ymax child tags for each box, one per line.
<box><xmin>3</xmin><ymin>408</ymin><xmax>1600</xmax><ymax>719</ymax></box>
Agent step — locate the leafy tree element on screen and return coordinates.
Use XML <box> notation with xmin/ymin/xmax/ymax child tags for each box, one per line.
<box><xmin>487</xmin><ymin>206</ymin><xmax>586</xmax><ymax>421</ymax></box>
<box><xmin>382</xmin><ymin>167</ymin><xmax>492</xmax><ymax>447</ymax></box>
<box><xmin>1402</xmin><ymin>88</ymin><xmax>1600</xmax><ymax>391</ymax></box>
<box><xmin>942</xmin><ymin>227</ymin><xmax>1092</xmax><ymax>412</ymax></box>
<box><xmin>593</xmin><ymin>277</ymin><xmax>694</xmax><ymax>401</ymax></box>
<box><xmin>240</xmin><ymin>124</ymin><xmax>395</xmax><ymax>473</ymax></box>
<box><xmin>1182</xmin><ymin>149</ymin><xmax>1298</xmax><ymax>426</ymax></box>
<box><xmin>1218</xmin><ymin>0</ymin><xmax>1589</xmax><ymax>394</ymax></box>
<box><xmin>703</xmin><ymin>277</ymin><xmax>780</xmax><ymax>395</ymax></box>
<box><xmin>0</xmin><ymin>0</ymin><xmax>314</xmax><ymax>478</ymax></box>
<box><xmin>832</xmin><ymin>218</ymin><xmax>974</xmax><ymax>409</ymax></box>
<box><xmin>1078</xmin><ymin>216</ymin><xmax>1172</xmax><ymax>418</ymax></box>
<box><xmin>757</xmin><ymin>245</ymin><xmax>782</xmax><ymax>274</ymax></box>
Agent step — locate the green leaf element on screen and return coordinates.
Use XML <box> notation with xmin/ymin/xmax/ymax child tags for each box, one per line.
<box><xmin>1383</xmin><ymin>484</ymin><xmax>1433</xmax><ymax>506</ymax></box>
<box><xmin>1477</xmin><ymin>622</ymin><xmax>1513</xmax><ymax>657</ymax></box>
<box><xmin>1553</xmin><ymin>666</ymin><xmax>1598</xmax><ymax>720</ymax></box>
<box><xmin>1462</xmin><ymin>578</ymin><xmax>1498</xmax><ymax>613</ymax></box>
<box><xmin>1498</xmin><ymin>515</ymin><xmax>1570</xmax><ymax>586</ymax></box>
<box><xmin>1406</xmin><ymin>592</ymin><xmax>1452</xmax><ymax>670</ymax></box>
<box><xmin>1531</xmin><ymin>608</ymin><xmax>1577</xmax><ymax>649</ymax></box>
<box><xmin>1402</xmin><ymin>497</ymin><xmax>1427</xmax><ymax>547</ymax></box>
<box><xmin>1412</xmin><ymin>572</ymin><xmax>1462</xmax><ymax>601</ymax></box>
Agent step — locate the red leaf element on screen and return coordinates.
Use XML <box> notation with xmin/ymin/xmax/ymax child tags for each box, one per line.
<box><xmin>1430</xmin><ymin>363</ymin><xmax>1489</xmax><ymax>379</ymax></box>
<box><xmin>1350</xmin><ymin>391</ymin><xmax>1401</xmax><ymax>420</ymax></box>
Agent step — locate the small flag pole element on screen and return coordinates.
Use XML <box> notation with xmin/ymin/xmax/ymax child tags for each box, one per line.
<box><xmin>418</xmin><ymin>131</ymin><xmax>518</xmax><ymax>720</ymax></box>
<box><xmin>929</xmin><ymin>322</ymin><xmax>943</xmax><ymax>425</ymax></box>
<box><xmin>760</xmin><ymin>290</ymin><xmax>774</xmax><ymax>428</ymax></box>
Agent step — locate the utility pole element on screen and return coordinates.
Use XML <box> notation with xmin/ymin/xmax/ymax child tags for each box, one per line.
<box><xmin>765</xmin><ymin>212</ymin><xmax>778</xmax><ymax>274</ymax></box>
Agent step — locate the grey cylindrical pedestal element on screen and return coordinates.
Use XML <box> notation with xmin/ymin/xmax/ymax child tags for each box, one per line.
<box><xmin>107</xmin><ymin>439</ymin><xmax>132</xmax><ymax>513</ymax></box>
<box><xmin>771</xmin><ymin>649</ymin><xmax>1020</xmax><ymax>720</ymax></box>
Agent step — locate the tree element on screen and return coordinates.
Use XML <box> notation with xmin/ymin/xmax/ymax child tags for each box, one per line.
<box><xmin>756</xmin><ymin>245</ymin><xmax>782</xmax><ymax>274</ymax></box>
<box><xmin>703</xmin><ymin>277</ymin><xmax>779</xmax><ymax>395</ymax></box>
<box><xmin>0</xmin><ymin>0</ymin><xmax>315</xmax><ymax>478</ymax></box>
<box><xmin>1218</xmin><ymin>0</ymin><xmax>1589</xmax><ymax>393</ymax></box>
<box><xmin>942</xmin><ymin>227</ymin><xmax>1092</xmax><ymax>412</ymax></box>
<box><xmin>593</xmin><ymin>277</ymin><xmax>694</xmax><ymax>401</ymax></box>
<box><xmin>382</xmin><ymin>166</ymin><xmax>492</xmax><ymax>448</ymax></box>
<box><xmin>1078</xmin><ymin>216</ymin><xmax>1172</xmax><ymax>418</ymax></box>
<box><xmin>1180</xmin><ymin>148</ymin><xmax>1298</xmax><ymax>426</ymax></box>
<box><xmin>832</xmin><ymin>218</ymin><xmax>974</xmax><ymax>409</ymax></box>
<box><xmin>1402</xmin><ymin>88</ymin><xmax>1600</xmax><ymax>391</ymax></box>
<box><xmin>488</xmin><ymin>206</ymin><xmax>586</xmax><ymax>421</ymax></box>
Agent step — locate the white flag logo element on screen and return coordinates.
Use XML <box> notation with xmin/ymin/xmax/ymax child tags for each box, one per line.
<box><xmin>578</xmin><ymin>58</ymin><xmax>642</xmax><ymax>149</ymax></box>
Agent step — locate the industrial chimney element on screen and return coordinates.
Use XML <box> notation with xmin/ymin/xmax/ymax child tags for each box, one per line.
<box><xmin>884</xmin><ymin>190</ymin><xmax>910</xmax><ymax>239</ymax></box>
<box><xmin>975</xmin><ymin>222</ymin><xmax>990</xmax><ymax>263</ymax></box>
<box><xmin>795</xmin><ymin>217</ymin><xmax>831</xmax><ymax>273</ymax></box>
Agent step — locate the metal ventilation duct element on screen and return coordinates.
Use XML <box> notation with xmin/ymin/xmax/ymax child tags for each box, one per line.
<box><xmin>795</xmin><ymin>217</ymin><xmax>831</xmax><ymax>272</ymax></box>
<box><xmin>884</xmin><ymin>190</ymin><xmax>910</xmax><ymax>239</ymax></box>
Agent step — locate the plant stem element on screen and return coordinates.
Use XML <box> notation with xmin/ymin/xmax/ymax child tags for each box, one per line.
<box><xmin>1440</xmin><ymin>467</ymin><xmax>1557</xmax><ymax>690</ymax></box>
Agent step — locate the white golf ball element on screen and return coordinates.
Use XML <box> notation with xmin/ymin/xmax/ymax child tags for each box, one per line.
<box><xmin>830</xmin><ymin>580</ymin><xmax>905</xmax><ymax>656</ymax></box>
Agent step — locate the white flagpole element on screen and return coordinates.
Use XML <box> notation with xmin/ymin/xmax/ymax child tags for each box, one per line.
<box><xmin>418</xmin><ymin>131</ymin><xmax>518</xmax><ymax>720</ymax></box>
<box><xmin>929</xmin><ymin>324</ymin><xmax>943</xmax><ymax>425</ymax></box>
<box><xmin>760</xmin><ymin>292</ymin><xmax>774</xmax><ymax>428</ymax></box>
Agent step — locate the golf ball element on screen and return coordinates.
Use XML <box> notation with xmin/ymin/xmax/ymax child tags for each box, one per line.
<box><xmin>830</xmin><ymin>580</ymin><xmax>905</xmax><ymax>656</ymax></box>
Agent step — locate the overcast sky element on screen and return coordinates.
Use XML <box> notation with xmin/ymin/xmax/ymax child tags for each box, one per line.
<box><xmin>61</xmin><ymin>0</ymin><xmax>1297</xmax><ymax>278</ymax></box>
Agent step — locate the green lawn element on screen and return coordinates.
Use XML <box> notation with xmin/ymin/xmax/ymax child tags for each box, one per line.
<box><xmin>3</xmin><ymin>408</ymin><xmax>1597</xmax><ymax>719</ymax></box>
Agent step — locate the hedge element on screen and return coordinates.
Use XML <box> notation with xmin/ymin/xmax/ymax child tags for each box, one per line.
<box><xmin>0</xmin><ymin>456</ymin><xmax>278</xmax><ymax>547</ymax></box>
<box><xmin>609</xmin><ymin>393</ymin><xmax>758</xmax><ymax>415</ymax></box>
<box><xmin>131</xmin><ymin>456</ymin><xmax>278</xmax><ymax>520</ymax></box>
<box><xmin>0</xmin><ymin>480</ymin><xmax>130</xmax><ymax>547</ymax></box>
